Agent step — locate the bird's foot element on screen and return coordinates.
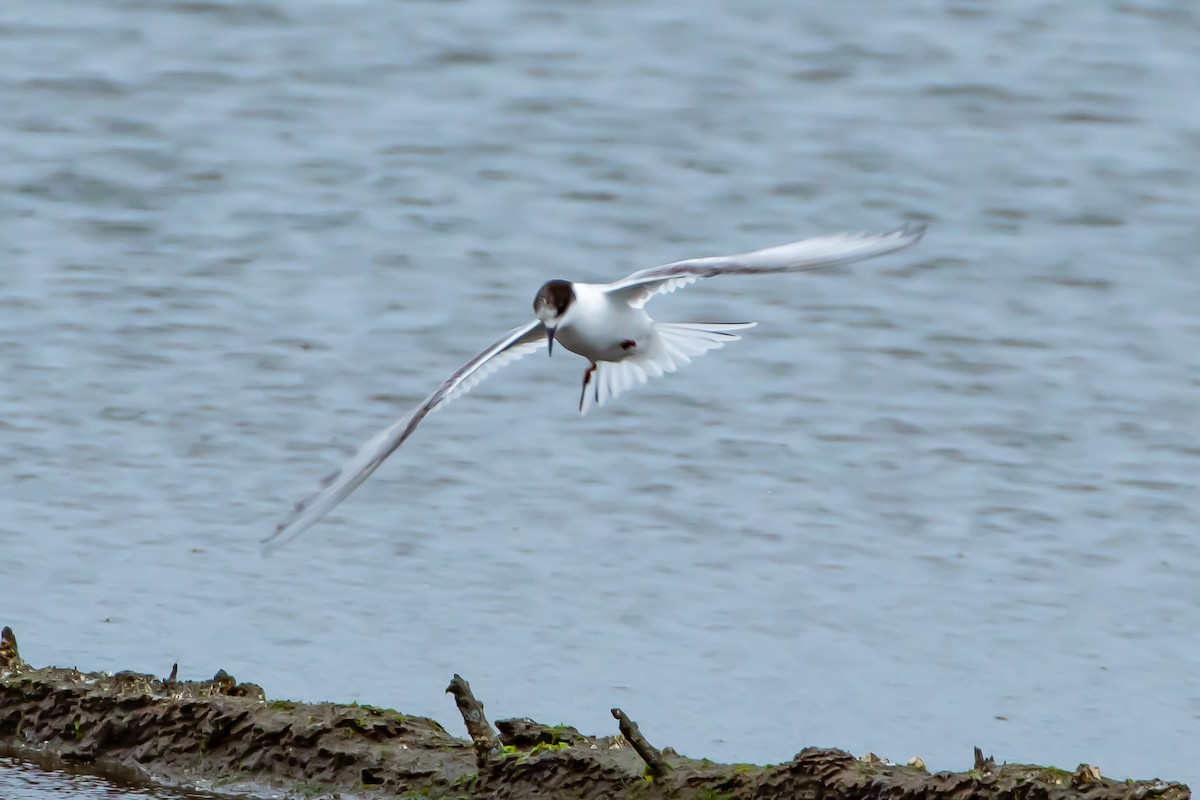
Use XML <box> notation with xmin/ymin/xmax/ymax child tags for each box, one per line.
<box><xmin>579</xmin><ymin>363</ymin><xmax>596</xmax><ymax>413</ymax></box>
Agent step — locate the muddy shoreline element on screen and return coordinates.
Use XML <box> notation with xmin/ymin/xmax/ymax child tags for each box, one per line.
<box><xmin>0</xmin><ymin>626</ymin><xmax>1188</xmax><ymax>799</ymax></box>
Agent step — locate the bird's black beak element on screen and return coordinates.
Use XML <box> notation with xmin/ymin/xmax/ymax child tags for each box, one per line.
<box><xmin>546</xmin><ymin>327</ymin><xmax>556</xmax><ymax>357</ymax></box>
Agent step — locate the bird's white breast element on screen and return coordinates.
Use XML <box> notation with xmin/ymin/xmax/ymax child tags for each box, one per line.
<box><xmin>555</xmin><ymin>283</ymin><xmax>652</xmax><ymax>363</ymax></box>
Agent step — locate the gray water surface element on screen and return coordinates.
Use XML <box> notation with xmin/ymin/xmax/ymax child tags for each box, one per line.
<box><xmin>0</xmin><ymin>755</ymin><xmax>231</xmax><ymax>799</ymax></box>
<box><xmin>3</xmin><ymin>0</ymin><xmax>1199</xmax><ymax>796</ymax></box>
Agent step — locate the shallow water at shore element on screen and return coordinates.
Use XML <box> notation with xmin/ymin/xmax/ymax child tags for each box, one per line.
<box><xmin>0</xmin><ymin>756</ymin><xmax>227</xmax><ymax>799</ymax></box>
<box><xmin>2</xmin><ymin>0</ymin><xmax>1199</xmax><ymax>795</ymax></box>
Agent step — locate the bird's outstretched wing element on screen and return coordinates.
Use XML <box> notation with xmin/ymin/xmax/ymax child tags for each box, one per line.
<box><xmin>604</xmin><ymin>224</ymin><xmax>926</xmax><ymax>308</ymax></box>
<box><xmin>264</xmin><ymin>319</ymin><xmax>547</xmax><ymax>553</ymax></box>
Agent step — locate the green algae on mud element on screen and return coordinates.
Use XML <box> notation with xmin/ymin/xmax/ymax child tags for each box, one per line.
<box><xmin>0</xmin><ymin>626</ymin><xmax>1190</xmax><ymax>800</ymax></box>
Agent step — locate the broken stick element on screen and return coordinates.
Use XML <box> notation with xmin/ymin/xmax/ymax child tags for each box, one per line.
<box><xmin>446</xmin><ymin>674</ymin><xmax>498</xmax><ymax>768</ymax></box>
<box><xmin>611</xmin><ymin>707</ymin><xmax>668</xmax><ymax>777</ymax></box>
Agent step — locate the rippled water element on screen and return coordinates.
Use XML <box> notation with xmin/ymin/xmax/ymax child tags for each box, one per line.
<box><xmin>3</xmin><ymin>0</ymin><xmax>1199</xmax><ymax>796</ymax></box>
<box><xmin>0</xmin><ymin>755</ymin><xmax>229</xmax><ymax>799</ymax></box>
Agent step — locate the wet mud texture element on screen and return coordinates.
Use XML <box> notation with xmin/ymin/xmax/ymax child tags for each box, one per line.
<box><xmin>0</xmin><ymin>627</ymin><xmax>1189</xmax><ymax>800</ymax></box>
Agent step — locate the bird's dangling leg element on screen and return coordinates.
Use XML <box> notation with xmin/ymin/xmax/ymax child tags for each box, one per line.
<box><xmin>579</xmin><ymin>363</ymin><xmax>597</xmax><ymax>413</ymax></box>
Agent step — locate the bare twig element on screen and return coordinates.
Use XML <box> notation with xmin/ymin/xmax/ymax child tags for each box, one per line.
<box><xmin>446</xmin><ymin>674</ymin><xmax>498</xmax><ymax>768</ymax></box>
<box><xmin>611</xmin><ymin>708</ymin><xmax>667</xmax><ymax>777</ymax></box>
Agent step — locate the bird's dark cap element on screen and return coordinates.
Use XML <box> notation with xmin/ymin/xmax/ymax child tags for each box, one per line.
<box><xmin>534</xmin><ymin>280</ymin><xmax>575</xmax><ymax>316</ymax></box>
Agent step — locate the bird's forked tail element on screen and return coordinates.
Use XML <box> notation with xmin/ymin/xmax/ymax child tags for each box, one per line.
<box><xmin>579</xmin><ymin>321</ymin><xmax>756</xmax><ymax>415</ymax></box>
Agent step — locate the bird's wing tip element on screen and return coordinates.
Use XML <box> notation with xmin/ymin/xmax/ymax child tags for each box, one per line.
<box><xmin>260</xmin><ymin>515</ymin><xmax>309</xmax><ymax>556</ymax></box>
<box><xmin>259</xmin><ymin>531</ymin><xmax>284</xmax><ymax>558</ymax></box>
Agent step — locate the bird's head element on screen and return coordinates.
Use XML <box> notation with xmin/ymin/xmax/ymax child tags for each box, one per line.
<box><xmin>532</xmin><ymin>279</ymin><xmax>575</xmax><ymax>356</ymax></box>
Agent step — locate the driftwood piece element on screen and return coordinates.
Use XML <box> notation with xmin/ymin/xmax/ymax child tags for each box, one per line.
<box><xmin>974</xmin><ymin>746</ymin><xmax>996</xmax><ymax>773</ymax></box>
<box><xmin>0</xmin><ymin>627</ymin><xmax>21</xmax><ymax>670</ymax></box>
<box><xmin>446</xmin><ymin>673</ymin><xmax>498</xmax><ymax>768</ymax></box>
<box><xmin>612</xmin><ymin>707</ymin><xmax>668</xmax><ymax>777</ymax></box>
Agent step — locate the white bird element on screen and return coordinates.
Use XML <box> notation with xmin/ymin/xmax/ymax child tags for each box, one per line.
<box><xmin>264</xmin><ymin>224</ymin><xmax>926</xmax><ymax>551</ymax></box>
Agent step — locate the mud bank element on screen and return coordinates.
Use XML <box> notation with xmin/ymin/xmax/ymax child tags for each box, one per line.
<box><xmin>0</xmin><ymin>627</ymin><xmax>1188</xmax><ymax>800</ymax></box>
